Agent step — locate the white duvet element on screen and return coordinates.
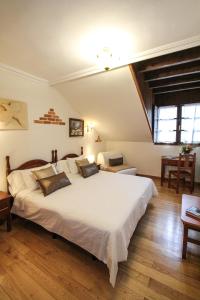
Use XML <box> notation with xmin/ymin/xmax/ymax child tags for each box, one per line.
<box><xmin>11</xmin><ymin>171</ymin><xmax>158</xmax><ymax>286</ymax></box>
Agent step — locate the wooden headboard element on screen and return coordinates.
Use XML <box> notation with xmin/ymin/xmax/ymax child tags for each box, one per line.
<box><xmin>6</xmin><ymin>150</ymin><xmax>56</xmax><ymax>176</ymax></box>
<box><xmin>53</xmin><ymin>146</ymin><xmax>83</xmax><ymax>162</ymax></box>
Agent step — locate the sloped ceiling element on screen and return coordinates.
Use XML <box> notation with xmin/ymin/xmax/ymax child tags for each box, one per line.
<box><xmin>0</xmin><ymin>0</ymin><xmax>200</xmax><ymax>81</ymax></box>
<box><xmin>55</xmin><ymin>66</ymin><xmax>152</xmax><ymax>141</ymax></box>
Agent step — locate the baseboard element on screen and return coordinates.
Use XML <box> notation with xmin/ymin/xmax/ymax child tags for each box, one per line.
<box><xmin>137</xmin><ymin>173</ymin><xmax>200</xmax><ymax>186</ymax></box>
<box><xmin>137</xmin><ymin>173</ymin><xmax>160</xmax><ymax>180</ymax></box>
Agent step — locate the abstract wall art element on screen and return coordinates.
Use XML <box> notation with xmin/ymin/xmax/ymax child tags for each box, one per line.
<box><xmin>0</xmin><ymin>99</ymin><xmax>28</xmax><ymax>130</ymax></box>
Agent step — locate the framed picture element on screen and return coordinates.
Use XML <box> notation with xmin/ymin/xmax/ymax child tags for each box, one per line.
<box><xmin>0</xmin><ymin>98</ymin><xmax>28</xmax><ymax>130</ymax></box>
<box><xmin>69</xmin><ymin>118</ymin><xmax>84</xmax><ymax>137</ymax></box>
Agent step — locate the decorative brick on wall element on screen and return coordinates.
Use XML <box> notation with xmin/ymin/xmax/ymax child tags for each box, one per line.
<box><xmin>34</xmin><ymin>108</ymin><xmax>65</xmax><ymax>125</ymax></box>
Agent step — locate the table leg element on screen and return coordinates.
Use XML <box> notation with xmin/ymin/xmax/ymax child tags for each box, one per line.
<box><xmin>161</xmin><ymin>162</ymin><xmax>165</xmax><ymax>186</ymax></box>
<box><xmin>7</xmin><ymin>213</ymin><xmax>12</xmax><ymax>232</ymax></box>
<box><xmin>182</xmin><ymin>225</ymin><xmax>188</xmax><ymax>259</ymax></box>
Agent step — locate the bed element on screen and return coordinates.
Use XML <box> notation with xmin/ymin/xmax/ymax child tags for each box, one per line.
<box><xmin>7</xmin><ymin>149</ymin><xmax>158</xmax><ymax>287</ymax></box>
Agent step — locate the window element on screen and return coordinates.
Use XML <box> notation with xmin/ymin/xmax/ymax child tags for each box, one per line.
<box><xmin>154</xmin><ymin>103</ymin><xmax>200</xmax><ymax>144</ymax></box>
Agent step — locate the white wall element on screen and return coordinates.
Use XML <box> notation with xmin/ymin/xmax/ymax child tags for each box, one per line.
<box><xmin>55</xmin><ymin>66</ymin><xmax>152</xmax><ymax>142</ymax></box>
<box><xmin>106</xmin><ymin>141</ymin><xmax>200</xmax><ymax>182</ymax></box>
<box><xmin>0</xmin><ymin>68</ymin><xmax>105</xmax><ymax>191</ymax></box>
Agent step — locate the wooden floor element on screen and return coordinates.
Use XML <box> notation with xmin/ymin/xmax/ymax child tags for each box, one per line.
<box><xmin>0</xmin><ymin>179</ymin><xmax>200</xmax><ymax>300</ymax></box>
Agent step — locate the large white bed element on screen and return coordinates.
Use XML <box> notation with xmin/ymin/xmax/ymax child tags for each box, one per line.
<box><xmin>11</xmin><ymin>168</ymin><xmax>157</xmax><ymax>287</ymax></box>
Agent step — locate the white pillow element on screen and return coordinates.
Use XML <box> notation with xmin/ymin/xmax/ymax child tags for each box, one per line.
<box><xmin>7</xmin><ymin>170</ymin><xmax>26</xmax><ymax>197</ymax></box>
<box><xmin>21</xmin><ymin>163</ymin><xmax>55</xmax><ymax>191</ymax></box>
<box><xmin>55</xmin><ymin>160</ymin><xmax>70</xmax><ymax>174</ymax></box>
<box><xmin>67</xmin><ymin>155</ymin><xmax>85</xmax><ymax>174</ymax></box>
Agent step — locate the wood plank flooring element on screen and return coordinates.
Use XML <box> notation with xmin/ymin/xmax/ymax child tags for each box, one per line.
<box><xmin>0</xmin><ymin>179</ymin><xmax>200</xmax><ymax>300</ymax></box>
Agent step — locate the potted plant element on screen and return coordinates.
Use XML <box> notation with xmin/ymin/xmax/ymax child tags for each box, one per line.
<box><xmin>180</xmin><ymin>144</ymin><xmax>193</xmax><ymax>154</ymax></box>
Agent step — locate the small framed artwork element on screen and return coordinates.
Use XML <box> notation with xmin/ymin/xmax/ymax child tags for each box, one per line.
<box><xmin>69</xmin><ymin>118</ymin><xmax>84</xmax><ymax>137</ymax></box>
<box><xmin>0</xmin><ymin>98</ymin><xmax>28</xmax><ymax>130</ymax></box>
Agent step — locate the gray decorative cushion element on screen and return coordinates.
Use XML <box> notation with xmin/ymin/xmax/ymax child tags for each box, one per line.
<box><xmin>38</xmin><ymin>172</ymin><xmax>71</xmax><ymax>196</ymax></box>
<box><xmin>80</xmin><ymin>163</ymin><xmax>99</xmax><ymax>178</ymax></box>
<box><xmin>32</xmin><ymin>166</ymin><xmax>56</xmax><ymax>180</ymax></box>
<box><xmin>109</xmin><ymin>157</ymin><xmax>123</xmax><ymax>166</ymax></box>
<box><xmin>75</xmin><ymin>158</ymin><xmax>89</xmax><ymax>174</ymax></box>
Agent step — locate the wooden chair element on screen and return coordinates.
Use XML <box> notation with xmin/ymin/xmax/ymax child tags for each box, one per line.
<box><xmin>168</xmin><ymin>153</ymin><xmax>196</xmax><ymax>194</ymax></box>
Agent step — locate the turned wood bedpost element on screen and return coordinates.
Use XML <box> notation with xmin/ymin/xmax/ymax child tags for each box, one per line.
<box><xmin>51</xmin><ymin>150</ymin><xmax>55</xmax><ymax>163</ymax></box>
<box><xmin>81</xmin><ymin>146</ymin><xmax>83</xmax><ymax>155</ymax></box>
<box><xmin>6</xmin><ymin>156</ymin><xmax>11</xmax><ymax>193</ymax></box>
<box><xmin>51</xmin><ymin>149</ymin><xmax>58</xmax><ymax>163</ymax></box>
<box><xmin>6</xmin><ymin>156</ymin><xmax>11</xmax><ymax>176</ymax></box>
<box><xmin>55</xmin><ymin>150</ymin><xmax>58</xmax><ymax>163</ymax></box>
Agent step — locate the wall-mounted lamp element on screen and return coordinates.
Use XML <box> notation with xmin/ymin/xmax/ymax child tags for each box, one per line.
<box><xmin>95</xmin><ymin>135</ymin><xmax>102</xmax><ymax>143</ymax></box>
<box><xmin>86</xmin><ymin>121</ymin><xmax>102</xmax><ymax>142</ymax></box>
<box><xmin>86</xmin><ymin>122</ymin><xmax>95</xmax><ymax>133</ymax></box>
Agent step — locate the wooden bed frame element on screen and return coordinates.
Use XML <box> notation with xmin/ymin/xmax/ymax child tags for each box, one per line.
<box><xmin>53</xmin><ymin>146</ymin><xmax>83</xmax><ymax>162</ymax></box>
<box><xmin>6</xmin><ymin>150</ymin><xmax>57</xmax><ymax>194</ymax></box>
<box><xmin>6</xmin><ymin>150</ymin><xmax>56</xmax><ymax>176</ymax></box>
<box><xmin>6</xmin><ymin>147</ymin><xmax>83</xmax><ymax>177</ymax></box>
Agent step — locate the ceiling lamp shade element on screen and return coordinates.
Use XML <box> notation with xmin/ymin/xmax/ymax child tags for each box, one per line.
<box><xmin>96</xmin><ymin>47</ymin><xmax>120</xmax><ymax>71</ymax></box>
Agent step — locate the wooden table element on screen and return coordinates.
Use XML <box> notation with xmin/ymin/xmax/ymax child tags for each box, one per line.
<box><xmin>161</xmin><ymin>156</ymin><xmax>195</xmax><ymax>186</ymax></box>
<box><xmin>0</xmin><ymin>191</ymin><xmax>12</xmax><ymax>232</ymax></box>
<box><xmin>181</xmin><ymin>194</ymin><xmax>200</xmax><ymax>259</ymax></box>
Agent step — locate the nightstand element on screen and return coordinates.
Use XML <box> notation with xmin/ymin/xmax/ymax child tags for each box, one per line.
<box><xmin>0</xmin><ymin>192</ymin><xmax>12</xmax><ymax>232</ymax></box>
<box><xmin>96</xmin><ymin>164</ymin><xmax>101</xmax><ymax>170</ymax></box>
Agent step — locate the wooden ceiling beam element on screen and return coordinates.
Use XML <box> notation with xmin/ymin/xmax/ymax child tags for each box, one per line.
<box><xmin>148</xmin><ymin>74</ymin><xmax>200</xmax><ymax>88</ymax></box>
<box><xmin>144</xmin><ymin>64</ymin><xmax>200</xmax><ymax>82</ymax></box>
<box><xmin>141</xmin><ymin>58</ymin><xmax>200</xmax><ymax>73</ymax></box>
<box><xmin>155</xmin><ymin>89</ymin><xmax>200</xmax><ymax>106</ymax></box>
<box><xmin>153</xmin><ymin>86</ymin><xmax>200</xmax><ymax>95</ymax></box>
<box><xmin>152</xmin><ymin>81</ymin><xmax>200</xmax><ymax>94</ymax></box>
<box><xmin>132</xmin><ymin>46</ymin><xmax>200</xmax><ymax>107</ymax></box>
<box><xmin>137</xmin><ymin>46</ymin><xmax>200</xmax><ymax>72</ymax></box>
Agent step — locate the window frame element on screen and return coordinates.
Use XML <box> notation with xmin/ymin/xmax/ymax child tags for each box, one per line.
<box><xmin>153</xmin><ymin>103</ymin><xmax>200</xmax><ymax>146</ymax></box>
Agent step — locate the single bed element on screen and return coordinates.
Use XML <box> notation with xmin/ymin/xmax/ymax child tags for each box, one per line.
<box><xmin>8</xmin><ymin>149</ymin><xmax>158</xmax><ymax>287</ymax></box>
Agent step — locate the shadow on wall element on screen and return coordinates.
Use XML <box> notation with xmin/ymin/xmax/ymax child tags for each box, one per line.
<box><xmin>105</xmin><ymin>141</ymin><xmax>200</xmax><ymax>182</ymax></box>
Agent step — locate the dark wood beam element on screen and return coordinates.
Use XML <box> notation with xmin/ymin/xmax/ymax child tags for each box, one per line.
<box><xmin>155</xmin><ymin>89</ymin><xmax>200</xmax><ymax>106</ymax></box>
<box><xmin>144</xmin><ymin>63</ymin><xmax>200</xmax><ymax>82</ymax></box>
<box><xmin>132</xmin><ymin>46</ymin><xmax>200</xmax><ymax>110</ymax></box>
<box><xmin>152</xmin><ymin>82</ymin><xmax>200</xmax><ymax>94</ymax></box>
<box><xmin>138</xmin><ymin>46</ymin><xmax>200</xmax><ymax>72</ymax></box>
<box><xmin>148</xmin><ymin>73</ymin><xmax>200</xmax><ymax>88</ymax></box>
<box><xmin>129</xmin><ymin>65</ymin><xmax>153</xmax><ymax>135</ymax></box>
<box><xmin>154</xmin><ymin>86</ymin><xmax>200</xmax><ymax>95</ymax></box>
<box><xmin>141</xmin><ymin>58</ymin><xmax>200</xmax><ymax>73</ymax></box>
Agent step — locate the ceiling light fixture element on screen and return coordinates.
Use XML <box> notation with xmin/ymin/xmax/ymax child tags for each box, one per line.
<box><xmin>96</xmin><ymin>47</ymin><xmax>120</xmax><ymax>71</ymax></box>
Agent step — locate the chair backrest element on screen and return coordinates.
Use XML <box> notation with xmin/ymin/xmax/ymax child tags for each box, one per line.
<box><xmin>177</xmin><ymin>153</ymin><xmax>196</xmax><ymax>173</ymax></box>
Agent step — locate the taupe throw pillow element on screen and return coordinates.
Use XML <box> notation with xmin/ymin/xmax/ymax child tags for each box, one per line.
<box><xmin>80</xmin><ymin>163</ymin><xmax>99</xmax><ymax>178</ymax></box>
<box><xmin>75</xmin><ymin>158</ymin><xmax>90</xmax><ymax>174</ymax></box>
<box><xmin>32</xmin><ymin>166</ymin><xmax>56</xmax><ymax>180</ymax></box>
<box><xmin>109</xmin><ymin>157</ymin><xmax>123</xmax><ymax>166</ymax></box>
<box><xmin>38</xmin><ymin>172</ymin><xmax>71</xmax><ymax>196</ymax></box>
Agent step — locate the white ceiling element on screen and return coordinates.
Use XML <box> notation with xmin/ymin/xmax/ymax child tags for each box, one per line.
<box><xmin>0</xmin><ymin>0</ymin><xmax>200</xmax><ymax>82</ymax></box>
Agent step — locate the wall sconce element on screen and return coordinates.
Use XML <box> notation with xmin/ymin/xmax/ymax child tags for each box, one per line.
<box><xmin>86</xmin><ymin>122</ymin><xmax>102</xmax><ymax>142</ymax></box>
<box><xmin>86</xmin><ymin>122</ymin><xmax>95</xmax><ymax>133</ymax></box>
<box><xmin>95</xmin><ymin>135</ymin><xmax>102</xmax><ymax>143</ymax></box>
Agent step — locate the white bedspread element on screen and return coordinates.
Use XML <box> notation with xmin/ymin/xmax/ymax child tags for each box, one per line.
<box><xmin>11</xmin><ymin>171</ymin><xmax>157</xmax><ymax>286</ymax></box>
